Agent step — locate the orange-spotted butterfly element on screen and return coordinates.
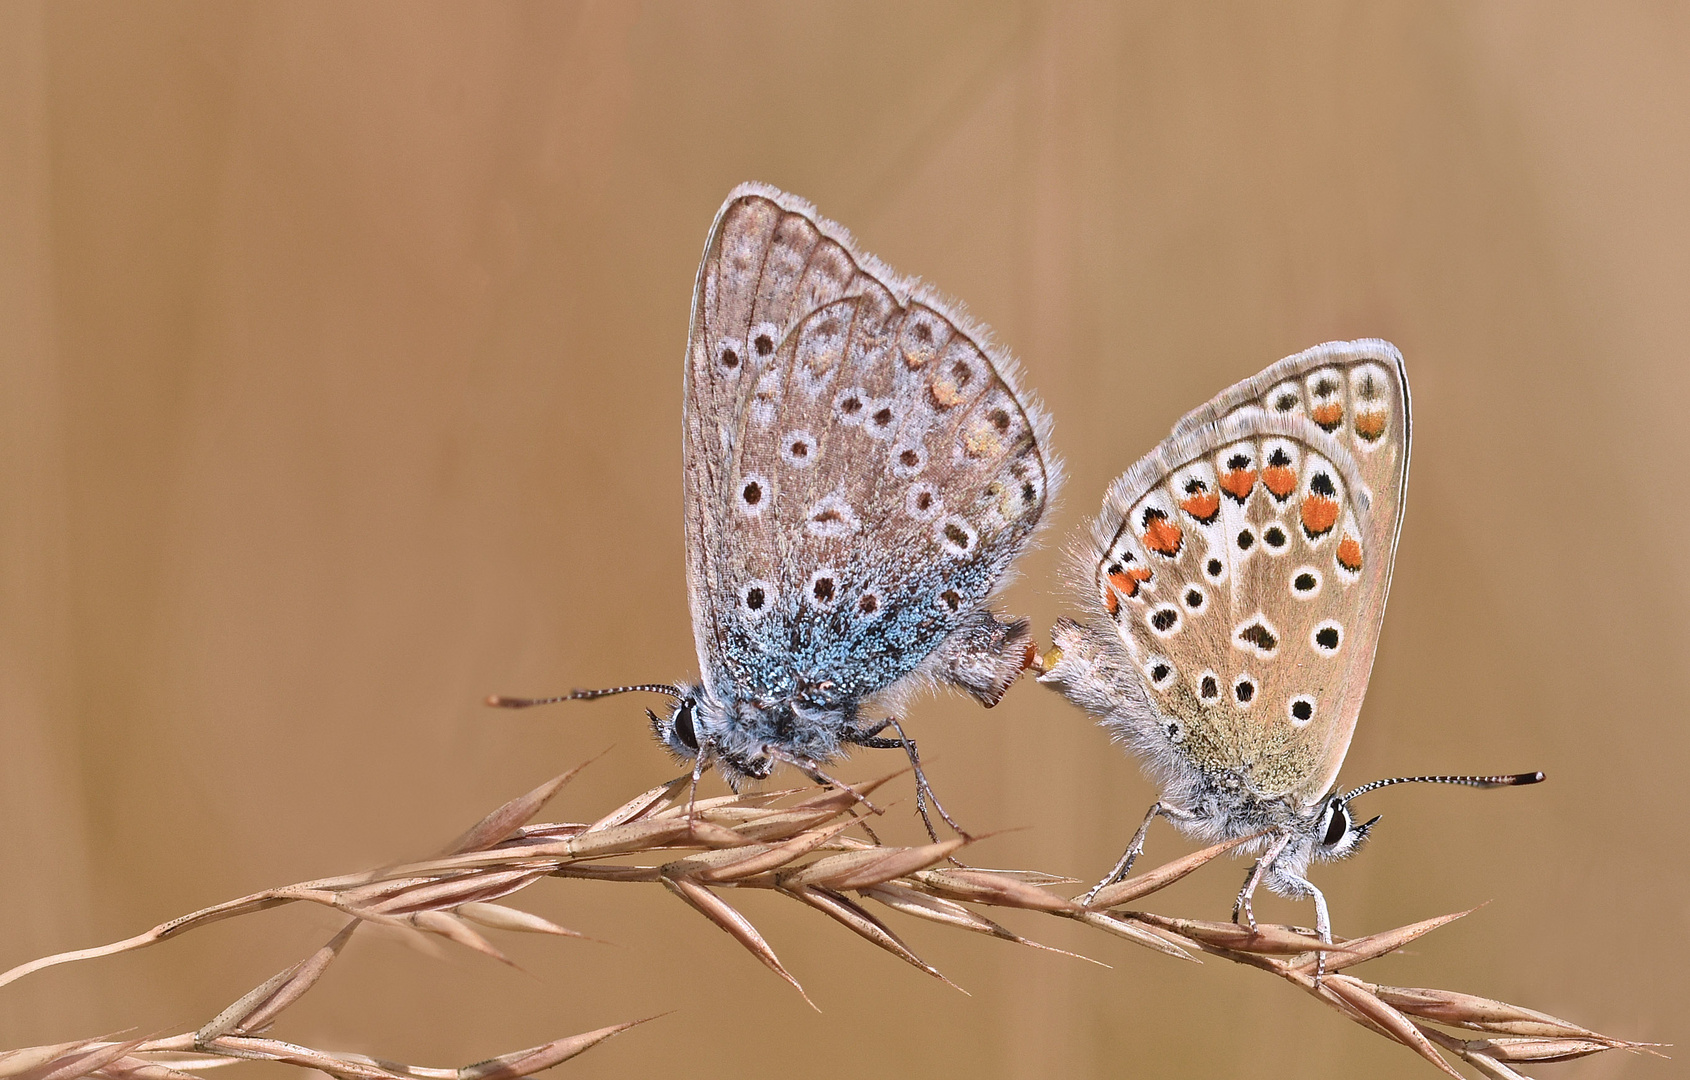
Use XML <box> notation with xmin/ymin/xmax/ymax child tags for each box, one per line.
<box><xmin>1038</xmin><ymin>340</ymin><xmax>1541</xmax><ymax>949</ymax></box>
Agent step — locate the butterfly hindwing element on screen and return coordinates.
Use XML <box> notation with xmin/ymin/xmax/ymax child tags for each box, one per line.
<box><xmin>1090</xmin><ymin>342</ymin><xmax>1409</xmax><ymax>804</ymax></box>
<box><xmin>684</xmin><ymin>184</ymin><xmax>1058</xmax><ymax>707</ymax></box>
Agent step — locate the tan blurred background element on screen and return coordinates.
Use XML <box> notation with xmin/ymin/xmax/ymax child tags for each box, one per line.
<box><xmin>2</xmin><ymin>2</ymin><xmax>1685</xmax><ymax>1076</ymax></box>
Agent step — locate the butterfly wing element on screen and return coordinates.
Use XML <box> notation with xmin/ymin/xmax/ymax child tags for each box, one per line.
<box><xmin>683</xmin><ymin>184</ymin><xmax>1059</xmax><ymax>708</ymax></box>
<box><xmin>1083</xmin><ymin>341</ymin><xmax>1409</xmax><ymax>805</ymax></box>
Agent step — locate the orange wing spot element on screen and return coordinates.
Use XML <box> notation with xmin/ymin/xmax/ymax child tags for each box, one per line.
<box><xmin>1220</xmin><ymin>469</ymin><xmax>1256</xmax><ymax>502</ymax></box>
<box><xmin>1337</xmin><ymin>535</ymin><xmax>1364</xmax><ymax>572</ymax></box>
<box><xmin>1142</xmin><ymin>517</ymin><xmax>1184</xmax><ymax>557</ymax></box>
<box><xmin>1355</xmin><ymin>410</ymin><xmax>1387</xmax><ymax>442</ymax></box>
<box><xmin>1263</xmin><ymin>465</ymin><xmax>1298</xmax><ymax>500</ymax></box>
<box><xmin>1108</xmin><ymin>566</ymin><xmax>1153</xmax><ymax>598</ymax></box>
<box><xmin>1300</xmin><ymin>495</ymin><xmax>1340</xmax><ymax>538</ymax></box>
<box><xmin>1310</xmin><ymin>402</ymin><xmax>1343</xmax><ymax>431</ymax></box>
<box><xmin>930</xmin><ymin>378</ymin><xmax>963</xmax><ymax>409</ymax></box>
<box><xmin>1180</xmin><ymin>491</ymin><xmax>1221</xmax><ymax>523</ymax></box>
<box><xmin>1103</xmin><ymin>587</ymin><xmax>1121</xmax><ymax>616</ymax></box>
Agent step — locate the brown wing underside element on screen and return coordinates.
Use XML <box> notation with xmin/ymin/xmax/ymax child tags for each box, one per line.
<box><xmin>1092</xmin><ymin>343</ymin><xmax>1409</xmax><ymax>803</ymax></box>
<box><xmin>683</xmin><ymin>184</ymin><xmax>1055</xmax><ymax>700</ymax></box>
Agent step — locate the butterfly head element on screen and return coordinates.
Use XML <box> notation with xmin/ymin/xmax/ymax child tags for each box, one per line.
<box><xmin>648</xmin><ymin>687</ymin><xmax>787</xmax><ymax>783</ymax></box>
<box><xmin>1311</xmin><ymin>792</ymin><xmax>1380</xmax><ymax>862</ymax></box>
<box><xmin>648</xmin><ymin>688</ymin><xmax>705</xmax><ymax>758</ymax></box>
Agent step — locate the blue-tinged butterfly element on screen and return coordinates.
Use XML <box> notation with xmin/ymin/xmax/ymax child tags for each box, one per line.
<box><xmin>1037</xmin><ymin>340</ymin><xmax>1539</xmax><ymax>949</ymax></box>
<box><xmin>494</xmin><ymin>183</ymin><xmax>1060</xmax><ymax>833</ymax></box>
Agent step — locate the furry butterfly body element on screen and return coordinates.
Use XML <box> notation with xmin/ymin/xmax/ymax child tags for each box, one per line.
<box><xmin>510</xmin><ymin>184</ymin><xmax>1060</xmax><ymax>796</ymax></box>
<box><xmin>1040</xmin><ymin>341</ymin><xmax>1539</xmax><ymax>942</ymax></box>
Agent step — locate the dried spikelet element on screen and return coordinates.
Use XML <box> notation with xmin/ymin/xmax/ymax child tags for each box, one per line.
<box><xmin>2</xmin><ymin>758</ymin><xmax>1647</xmax><ymax>1079</ymax></box>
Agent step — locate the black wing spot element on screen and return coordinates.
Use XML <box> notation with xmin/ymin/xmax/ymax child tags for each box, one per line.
<box><xmin>1236</xmin><ymin>529</ymin><xmax>1255</xmax><ymax>551</ymax></box>
<box><xmin>1315</xmin><ymin>626</ymin><xmax>1340</xmax><ymax>650</ymax></box>
<box><xmin>1310</xmin><ymin>472</ymin><xmax>1336</xmax><ymax>497</ymax></box>
<box><xmin>840</xmin><ymin>395</ymin><xmax>862</xmax><ymax>415</ymax></box>
<box><xmin>940</xmin><ymin>589</ymin><xmax>961</xmax><ymax>612</ymax></box>
<box><xmin>1291</xmin><ymin>699</ymin><xmax>1314</xmax><ymax>722</ymax></box>
<box><xmin>1184</xmin><ymin>588</ymin><xmax>1204</xmax><ymax>609</ymax></box>
<box><xmin>745</xmin><ymin>587</ymin><xmax>765</xmax><ymax>611</ymax></box>
<box><xmin>742</xmin><ymin>480</ymin><xmax>762</xmax><ymax>506</ymax></box>
<box><xmin>1294</xmin><ymin>572</ymin><xmax>1317</xmax><ymax>592</ymax></box>
<box><xmin>858</xmin><ymin>593</ymin><xmax>878</xmax><ymax>614</ymax></box>
<box><xmin>1268</xmin><ymin>447</ymin><xmax>1292</xmax><ymax>468</ymax></box>
<box><xmin>1227</xmin><ymin>453</ymin><xmax>1250</xmax><ymax>470</ymax></box>
<box><xmin>1150</xmin><ymin>607</ymin><xmax>1178</xmax><ymax>632</ymax></box>
<box><xmin>900</xmin><ymin>449</ymin><xmax>921</xmax><ymax>467</ymax></box>
<box><xmin>1235</xmin><ymin>679</ymin><xmax>1256</xmax><ymax>703</ymax></box>
<box><xmin>915</xmin><ymin>490</ymin><xmax>933</xmax><ymax>511</ymax></box>
<box><xmin>1150</xmin><ymin>662</ymin><xmax>1170</xmax><ymax>682</ymax></box>
<box><xmin>1200</xmin><ymin>675</ymin><xmax>1219</xmax><ymax>699</ymax></box>
<box><xmin>1238</xmin><ymin>622</ymin><xmax>1278</xmax><ymax>651</ymax></box>
<box><xmin>720</xmin><ymin>346</ymin><xmax>739</xmax><ymax>370</ymax></box>
<box><xmin>873</xmin><ymin>406</ymin><xmax>894</xmax><ymax>427</ymax></box>
<box><xmin>754</xmin><ymin>333</ymin><xmax>774</xmax><ymax>356</ymax></box>
<box><xmin>914</xmin><ymin>321</ymin><xmax>933</xmax><ymax>343</ymax></box>
<box><xmin>1207</xmin><ymin>558</ymin><xmax>1224</xmax><ymax>577</ymax></box>
<box><xmin>812</xmin><ymin>577</ymin><xmax>835</xmax><ymax>603</ymax></box>
<box><xmin>1264</xmin><ymin>526</ymin><xmax>1287</xmax><ymax>548</ymax></box>
<box><xmin>1275</xmin><ymin>393</ymin><xmax>1298</xmax><ymax>412</ymax></box>
<box><xmin>988</xmin><ymin>407</ymin><xmax>1011</xmax><ymax>432</ymax></box>
<box><xmin>943</xmin><ymin>523</ymin><xmax>971</xmax><ymax>549</ymax></box>
<box><xmin>790</xmin><ymin>439</ymin><xmax>810</xmax><ymax>459</ymax></box>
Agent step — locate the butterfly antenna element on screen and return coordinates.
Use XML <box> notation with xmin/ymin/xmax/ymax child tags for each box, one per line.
<box><xmin>1343</xmin><ymin>771</ymin><xmax>1545</xmax><ymax>802</ymax></box>
<box><xmin>485</xmin><ymin>684</ymin><xmax>684</xmax><ymax>709</ymax></box>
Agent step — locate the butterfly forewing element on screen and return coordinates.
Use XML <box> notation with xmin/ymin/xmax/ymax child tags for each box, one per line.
<box><xmin>1091</xmin><ymin>342</ymin><xmax>1409</xmax><ymax>804</ymax></box>
<box><xmin>684</xmin><ymin>184</ymin><xmax>1056</xmax><ymax>705</ymax></box>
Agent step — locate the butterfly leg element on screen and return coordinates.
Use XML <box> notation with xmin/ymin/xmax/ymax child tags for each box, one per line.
<box><xmin>874</xmin><ymin>716</ymin><xmax>971</xmax><ymax>844</ymax></box>
<box><xmin>1231</xmin><ymin>830</ymin><xmax>1294</xmax><ymax>932</ymax></box>
<box><xmin>1275</xmin><ymin>869</ymin><xmax>1333</xmax><ymax>980</ymax></box>
<box><xmin>838</xmin><ymin>717</ymin><xmax>965</xmax><ymax>843</ymax></box>
<box><xmin>1081</xmin><ymin>801</ymin><xmax>1178</xmax><ymax>906</ymax></box>
<box><xmin>766</xmin><ymin>747</ymin><xmax>884</xmax><ymax>816</ymax></box>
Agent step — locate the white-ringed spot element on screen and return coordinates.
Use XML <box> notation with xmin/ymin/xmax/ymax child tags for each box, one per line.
<box><xmin>781</xmin><ymin>430</ymin><xmax>817</xmax><ymax>469</ymax></box>
<box><xmin>892</xmin><ymin>443</ymin><xmax>926</xmax><ymax>478</ymax></box>
<box><xmin>805</xmin><ymin>492</ymin><xmax>861</xmax><ymax>538</ymax></box>
<box><xmin>1311</xmin><ymin>620</ymin><xmax>1344</xmax><ymax>654</ymax></box>
<box><xmin>717</xmin><ymin>340</ymin><xmax>742</xmax><ymax>374</ymax></box>
<box><xmin>739</xmin><ymin>579</ymin><xmax>776</xmax><ymax>617</ymax></box>
<box><xmin>1145</xmin><ymin>655</ymin><xmax>1176</xmax><ymax>690</ymax></box>
<box><xmin>906</xmin><ymin>482</ymin><xmax>941</xmax><ymax>522</ymax></box>
<box><xmin>1289</xmin><ymin>695</ymin><xmax>1317</xmax><ymax>728</ymax></box>
<box><xmin>864</xmin><ymin>400</ymin><xmax>898</xmax><ymax>441</ymax></box>
<box><xmin>1147</xmin><ymin>604</ymin><xmax>1182</xmax><ymax>638</ymax></box>
<box><xmin>833</xmin><ymin>387</ymin><xmax>869</xmax><ymax>424</ymax></box>
<box><xmin>936</xmin><ymin>516</ymin><xmax>977</xmax><ymax>557</ymax></box>
<box><xmin>1197</xmin><ymin>669</ymin><xmax>1221</xmax><ymax>703</ymax></box>
<box><xmin>1233</xmin><ymin>673</ymin><xmax>1258</xmax><ymax>707</ymax></box>
<box><xmin>806</xmin><ymin>569</ymin><xmax>842</xmax><ymax>610</ymax></box>
<box><xmin>1290</xmin><ymin>566</ymin><xmax>1323</xmax><ymax>599</ymax></box>
<box><xmin>749</xmin><ymin>321</ymin><xmax>781</xmax><ymax>361</ymax></box>
<box><xmin>1233</xmin><ymin>614</ymin><xmax>1281</xmax><ymax>658</ymax></box>
<box><xmin>737</xmin><ymin>474</ymin><xmax>770</xmax><ymax>517</ymax></box>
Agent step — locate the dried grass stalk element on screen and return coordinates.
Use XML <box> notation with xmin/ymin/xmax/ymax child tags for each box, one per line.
<box><xmin>3</xmin><ymin>760</ymin><xmax>1654</xmax><ymax>1079</ymax></box>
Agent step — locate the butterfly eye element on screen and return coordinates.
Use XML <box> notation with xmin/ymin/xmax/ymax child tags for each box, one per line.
<box><xmin>1322</xmin><ymin>802</ymin><xmax>1350</xmax><ymax>847</ymax></box>
<box><xmin>672</xmin><ymin>701</ymin><xmax>699</xmax><ymax>752</ymax></box>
